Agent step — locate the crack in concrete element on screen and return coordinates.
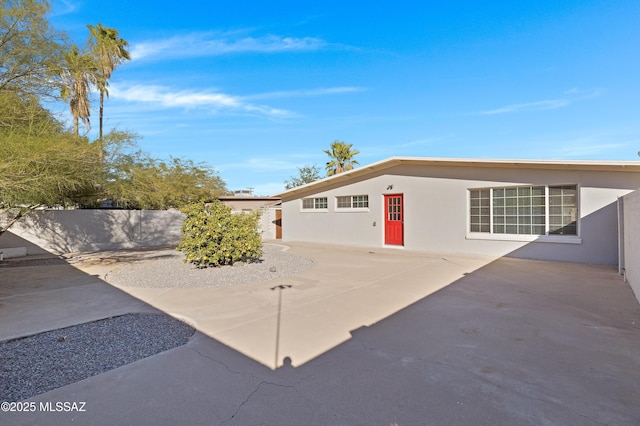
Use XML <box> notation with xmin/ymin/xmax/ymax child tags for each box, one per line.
<box><xmin>186</xmin><ymin>345</ymin><xmax>257</xmax><ymax>379</ymax></box>
<box><xmin>221</xmin><ymin>381</ymin><xmax>292</xmax><ymax>425</ymax></box>
<box><xmin>187</xmin><ymin>345</ymin><xmax>349</xmax><ymax>425</ymax></box>
<box><xmin>221</xmin><ymin>378</ymin><xmax>352</xmax><ymax>425</ymax></box>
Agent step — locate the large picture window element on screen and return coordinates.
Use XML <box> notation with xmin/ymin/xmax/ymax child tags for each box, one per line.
<box><xmin>469</xmin><ymin>185</ymin><xmax>577</xmax><ymax>236</ymax></box>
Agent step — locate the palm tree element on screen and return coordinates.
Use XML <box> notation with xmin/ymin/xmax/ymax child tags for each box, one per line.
<box><xmin>87</xmin><ymin>23</ymin><xmax>130</xmax><ymax>140</ymax></box>
<box><xmin>323</xmin><ymin>140</ymin><xmax>360</xmax><ymax>176</ymax></box>
<box><xmin>60</xmin><ymin>45</ymin><xmax>97</xmax><ymax>136</ymax></box>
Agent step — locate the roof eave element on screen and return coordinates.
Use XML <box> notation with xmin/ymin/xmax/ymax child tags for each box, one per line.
<box><xmin>272</xmin><ymin>156</ymin><xmax>640</xmax><ymax>198</ymax></box>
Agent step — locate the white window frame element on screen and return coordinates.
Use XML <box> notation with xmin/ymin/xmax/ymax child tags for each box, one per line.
<box><xmin>301</xmin><ymin>197</ymin><xmax>328</xmax><ymax>212</ymax></box>
<box><xmin>335</xmin><ymin>195</ymin><xmax>369</xmax><ymax>212</ymax></box>
<box><xmin>466</xmin><ymin>184</ymin><xmax>581</xmax><ymax>244</ymax></box>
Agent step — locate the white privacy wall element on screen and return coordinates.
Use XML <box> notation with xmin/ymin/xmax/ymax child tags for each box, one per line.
<box><xmin>1</xmin><ymin>208</ymin><xmax>275</xmax><ymax>255</ymax></box>
<box><xmin>623</xmin><ymin>190</ymin><xmax>640</xmax><ymax>303</ymax></box>
<box><xmin>1</xmin><ymin>209</ymin><xmax>185</xmax><ymax>254</ymax></box>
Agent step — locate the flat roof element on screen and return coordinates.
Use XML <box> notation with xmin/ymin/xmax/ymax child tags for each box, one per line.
<box><xmin>273</xmin><ymin>156</ymin><xmax>640</xmax><ymax>198</ymax></box>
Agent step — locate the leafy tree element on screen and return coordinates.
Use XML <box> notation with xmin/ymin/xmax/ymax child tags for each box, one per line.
<box><xmin>99</xmin><ymin>131</ymin><xmax>228</xmax><ymax>209</ymax></box>
<box><xmin>323</xmin><ymin>140</ymin><xmax>360</xmax><ymax>176</ymax></box>
<box><xmin>60</xmin><ymin>45</ymin><xmax>97</xmax><ymax>136</ymax></box>
<box><xmin>0</xmin><ymin>92</ymin><xmax>99</xmax><ymax>235</ymax></box>
<box><xmin>0</xmin><ymin>1</ymin><xmax>228</xmax><ymax>236</ymax></box>
<box><xmin>87</xmin><ymin>23</ymin><xmax>130</xmax><ymax>140</ymax></box>
<box><xmin>178</xmin><ymin>201</ymin><xmax>262</xmax><ymax>268</ymax></box>
<box><xmin>0</xmin><ymin>0</ymin><xmax>66</xmax><ymax>97</ymax></box>
<box><xmin>284</xmin><ymin>164</ymin><xmax>322</xmax><ymax>189</ymax></box>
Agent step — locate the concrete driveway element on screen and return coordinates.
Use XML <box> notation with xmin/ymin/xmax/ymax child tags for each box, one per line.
<box><xmin>1</xmin><ymin>242</ymin><xmax>639</xmax><ymax>425</ymax></box>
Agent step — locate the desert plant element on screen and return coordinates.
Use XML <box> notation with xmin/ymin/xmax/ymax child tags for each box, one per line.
<box><xmin>177</xmin><ymin>200</ymin><xmax>262</xmax><ymax>268</ymax></box>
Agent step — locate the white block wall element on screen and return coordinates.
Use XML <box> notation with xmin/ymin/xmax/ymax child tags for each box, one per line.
<box><xmin>0</xmin><ymin>208</ymin><xmax>276</xmax><ymax>256</ymax></box>
<box><xmin>623</xmin><ymin>190</ymin><xmax>640</xmax><ymax>303</ymax></box>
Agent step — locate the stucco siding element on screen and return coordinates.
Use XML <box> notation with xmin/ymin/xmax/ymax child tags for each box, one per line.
<box><xmin>623</xmin><ymin>190</ymin><xmax>640</xmax><ymax>302</ymax></box>
<box><xmin>1</xmin><ymin>208</ymin><xmax>277</xmax><ymax>255</ymax></box>
<box><xmin>282</xmin><ymin>177</ymin><xmax>383</xmax><ymax>248</ymax></box>
<box><xmin>1</xmin><ymin>209</ymin><xmax>185</xmax><ymax>254</ymax></box>
<box><xmin>281</xmin><ymin>163</ymin><xmax>640</xmax><ymax>265</ymax></box>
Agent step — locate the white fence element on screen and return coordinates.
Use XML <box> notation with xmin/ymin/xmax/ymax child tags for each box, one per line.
<box><xmin>0</xmin><ymin>207</ymin><xmax>279</xmax><ymax>256</ymax></box>
<box><xmin>621</xmin><ymin>190</ymin><xmax>640</xmax><ymax>303</ymax></box>
<box><xmin>1</xmin><ymin>209</ymin><xmax>185</xmax><ymax>254</ymax></box>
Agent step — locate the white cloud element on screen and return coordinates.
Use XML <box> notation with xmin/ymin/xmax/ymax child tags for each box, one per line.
<box><xmin>477</xmin><ymin>88</ymin><xmax>604</xmax><ymax>116</ymax></box>
<box><xmin>478</xmin><ymin>99</ymin><xmax>570</xmax><ymax>115</ymax></box>
<box><xmin>109</xmin><ymin>84</ymin><xmax>294</xmax><ymax>117</ymax></box>
<box><xmin>243</xmin><ymin>87</ymin><xmax>366</xmax><ymax>100</ymax></box>
<box><xmin>556</xmin><ymin>142</ymin><xmax>626</xmax><ymax>157</ymax></box>
<box><xmin>51</xmin><ymin>0</ymin><xmax>78</xmax><ymax>16</ymax></box>
<box><xmin>108</xmin><ymin>83</ymin><xmax>365</xmax><ymax>118</ymax></box>
<box><xmin>130</xmin><ymin>31</ymin><xmax>326</xmax><ymax>61</ymax></box>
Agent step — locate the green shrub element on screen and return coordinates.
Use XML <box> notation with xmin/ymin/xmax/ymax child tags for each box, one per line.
<box><xmin>177</xmin><ymin>200</ymin><xmax>263</xmax><ymax>268</ymax></box>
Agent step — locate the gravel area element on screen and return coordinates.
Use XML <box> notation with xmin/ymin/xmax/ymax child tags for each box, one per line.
<box><xmin>0</xmin><ymin>313</ymin><xmax>195</xmax><ymax>402</ymax></box>
<box><xmin>106</xmin><ymin>243</ymin><xmax>314</xmax><ymax>288</ymax></box>
<box><xmin>0</xmin><ymin>243</ymin><xmax>311</xmax><ymax>402</ymax></box>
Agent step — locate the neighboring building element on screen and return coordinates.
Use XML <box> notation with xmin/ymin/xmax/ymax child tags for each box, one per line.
<box><xmin>274</xmin><ymin>157</ymin><xmax>640</xmax><ymax>265</ymax></box>
<box><xmin>219</xmin><ymin>195</ymin><xmax>282</xmax><ymax>239</ymax></box>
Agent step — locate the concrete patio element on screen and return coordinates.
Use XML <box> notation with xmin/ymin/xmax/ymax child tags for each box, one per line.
<box><xmin>1</xmin><ymin>242</ymin><xmax>639</xmax><ymax>425</ymax></box>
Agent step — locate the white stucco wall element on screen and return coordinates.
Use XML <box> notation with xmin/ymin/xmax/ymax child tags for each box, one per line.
<box><xmin>623</xmin><ymin>190</ymin><xmax>640</xmax><ymax>302</ymax></box>
<box><xmin>1</xmin><ymin>208</ymin><xmax>276</xmax><ymax>255</ymax></box>
<box><xmin>282</xmin><ymin>164</ymin><xmax>640</xmax><ymax>265</ymax></box>
<box><xmin>0</xmin><ymin>209</ymin><xmax>185</xmax><ymax>254</ymax></box>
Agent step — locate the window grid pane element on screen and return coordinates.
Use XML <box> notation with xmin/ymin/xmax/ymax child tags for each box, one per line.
<box><xmin>548</xmin><ymin>185</ymin><xmax>577</xmax><ymax>235</ymax></box>
<box><xmin>315</xmin><ymin>197</ymin><xmax>328</xmax><ymax>209</ymax></box>
<box><xmin>352</xmin><ymin>195</ymin><xmax>369</xmax><ymax>208</ymax></box>
<box><xmin>492</xmin><ymin>186</ymin><xmax>546</xmax><ymax>235</ymax></box>
<box><xmin>387</xmin><ymin>197</ymin><xmax>402</xmax><ymax>221</ymax></box>
<box><xmin>336</xmin><ymin>196</ymin><xmax>351</xmax><ymax>208</ymax></box>
<box><xmin>469</xmin><ymin>189</ymin><xmax>490</xmax><ymax>233</ymax></box>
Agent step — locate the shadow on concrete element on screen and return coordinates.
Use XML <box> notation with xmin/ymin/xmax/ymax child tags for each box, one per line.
<box><xmin>1</xmin><ymin>237</ymin><xmax>639</xmax><ymax>424</ymax></box>
<box><xmin>0</xmin><ymin>230</ymin><xmax>56</xmax><ymax>257</ymax></box>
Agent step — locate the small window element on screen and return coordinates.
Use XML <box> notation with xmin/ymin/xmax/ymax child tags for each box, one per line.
<box><xmin>336</xmin><ymin>195</ymin><xmax>369</xmax><ymax>209</ymax></box>
<box><xmin>302</xmin><ymin>197</ymin><xmax>328</xmax><ymax>210</ymax></box>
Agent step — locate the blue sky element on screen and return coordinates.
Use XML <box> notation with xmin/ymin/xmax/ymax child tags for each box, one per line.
<box><xmin>49</xmin><ymin>0</ymin><xmax>640</xmax><ymax>195</ymax></box>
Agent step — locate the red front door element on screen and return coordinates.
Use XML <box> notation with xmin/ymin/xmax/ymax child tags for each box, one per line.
<box><xmin>384</xmin><ymin>194</ymin><xmax>404</xmax><ymax>246</ymax></box>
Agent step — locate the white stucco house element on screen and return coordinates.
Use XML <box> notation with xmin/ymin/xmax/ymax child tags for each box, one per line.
<box><xmin>274</xmin><ymin>157</ymin><xmax>640</xmax><ymax>266</ymax></box>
